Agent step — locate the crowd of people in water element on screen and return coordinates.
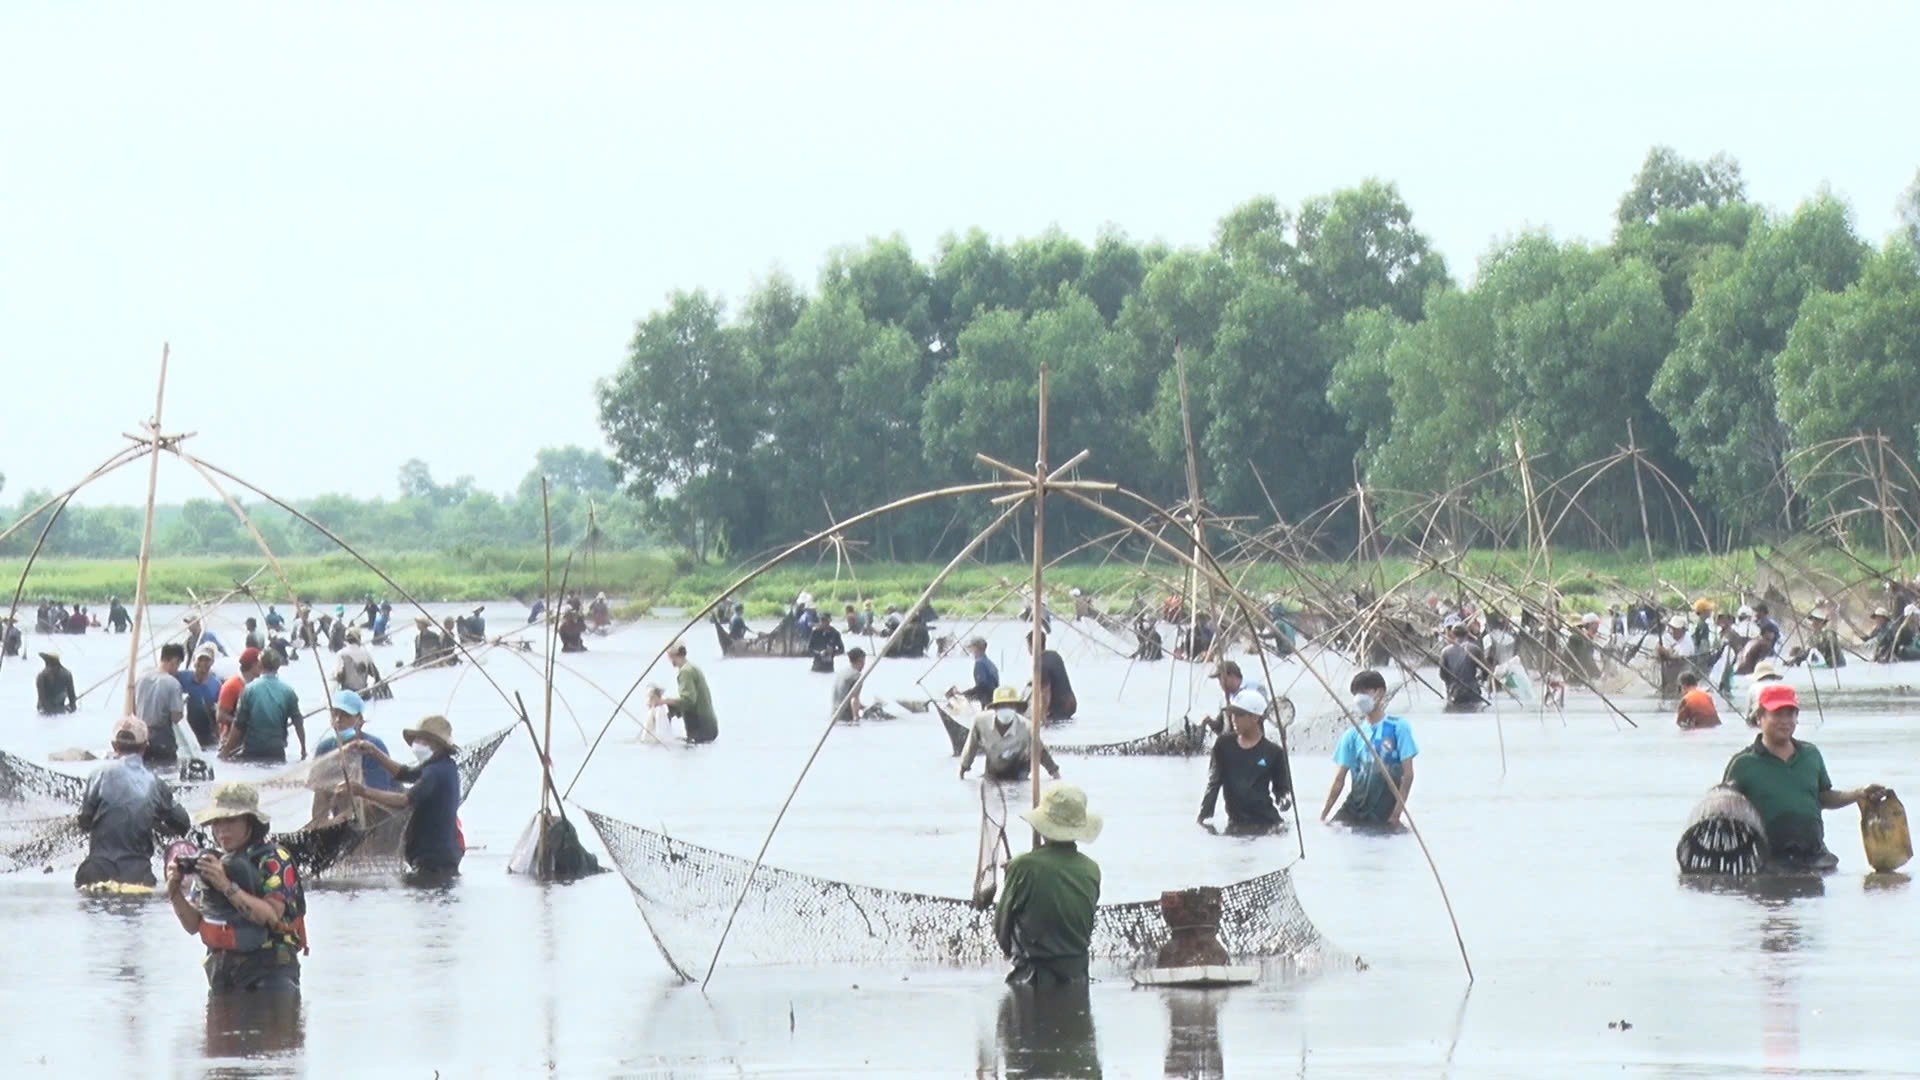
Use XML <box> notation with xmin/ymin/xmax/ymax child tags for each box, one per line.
<box><xmin>28</xmin><ymin>569</ymin><xmax>1916</xmax><ymax>997</ymax></box>
<box><xmin>45</xmin><ymin>588</ymin><xmax>638</xmax><ymax>995</ymax></box>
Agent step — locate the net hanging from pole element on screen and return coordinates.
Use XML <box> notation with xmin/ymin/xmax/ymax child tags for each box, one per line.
<box><xmin>0</xmin><ymin>724</ymin><xmax>513</xmax><ymax>877</ymax></box>
<box><xmin>584</xmin><ymin>808</ymin><xmax>1343</xmax><ymax>983</ymax></box>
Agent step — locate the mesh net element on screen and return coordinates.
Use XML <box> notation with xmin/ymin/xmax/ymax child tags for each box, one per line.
<box><xmin>0</xmin><ymin>724</ymin><xmax>513</xmax><ymax>878</ymax></box>
<box><xmin>584</xmin><ymin>809</ymin><xmax>1340</xmax><ymax>982</ymax></box>
<box><xmin>1676</xmin><ymin>785</ymin><xmax>1769</xmax><ymax>875</ymax></box>
<box><xmin>937</xmin><ymin>700</ymin><xmax>1299</xmax><ymax>759</ymax></box>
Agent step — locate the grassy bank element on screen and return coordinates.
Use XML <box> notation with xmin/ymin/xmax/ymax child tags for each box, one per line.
<box><xmin>6</xmin><ymin>544</ymin><xmax>1899</xmax><ymax>619</ymax></box>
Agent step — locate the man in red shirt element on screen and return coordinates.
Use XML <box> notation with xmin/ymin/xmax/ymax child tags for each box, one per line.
<box><xmin>216</xmin><ymin>647</ymin><xmax>261</xmax><ymax>744</ymax></box>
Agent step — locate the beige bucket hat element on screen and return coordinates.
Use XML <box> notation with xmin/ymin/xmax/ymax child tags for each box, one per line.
<box><xmin>193</xmin><ymin>781</ymin><xmax>270</xmax><ymax>827</ymax></box>
<box><xmin>403</xmin><ymin>714</ymin><xmax>458</xmax><ymax>754</ymax></box>
<box><xmin>1020</xmin><ymin>782</ymin><xmax>1103</xmax><ymax>844</ymax></box>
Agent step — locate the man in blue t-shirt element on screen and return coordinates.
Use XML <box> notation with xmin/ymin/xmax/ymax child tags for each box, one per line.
<box><xmin>312</xmin><ymin>690</ymin><xmax>398</xmax><ymax>792</ymax></box>
<box><xmin>953</xmin><ymin>636</ymin><xmax>1000</xmax><ymax>705</ymax></box>
<box><xmin>343</xmin><ymin>714</ymin><xmax>463</xmax><ymax>875</ymax></box>
<box><xmin>1320</xmin><ymin>669</ymin><xmax>1419</xmax><ymax>826</ymax></box>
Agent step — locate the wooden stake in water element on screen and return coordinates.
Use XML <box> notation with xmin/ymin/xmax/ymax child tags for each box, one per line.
<box><xmin>1028</xmin><ymin>364</ymin><xmax>1049</xmax><ymax>828</ymax></box>
<box><xmin>125</xmin><ymin>344</ymin><xmax>170</xmax><ymax>715</ymax></box>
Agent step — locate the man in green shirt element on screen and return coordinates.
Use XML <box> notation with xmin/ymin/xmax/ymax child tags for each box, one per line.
<box><xmin>227</xmin><ymin>649</ymin><xmax>306</xmax><ymax>763</ymax></box>
<box><xmin>1722</xmin><ymin>683</ymin><xmax>1881</xmax><ymax>869</ymax></box>
<box><xmin>995</xmin><ymin>782</ymin><xmax>1102</xmax><ymax>986</ymax></box>
<box><xmin>661</xmin><ymin>642</ymin><xmax>719</xmax><ymax>744</ymax></box>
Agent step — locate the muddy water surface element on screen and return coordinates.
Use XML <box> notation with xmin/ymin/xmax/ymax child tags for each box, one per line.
<box><xmin>2</xmin><ymin>606</ymin><xmax>1917</xmax><ymax>1077</ymax></box>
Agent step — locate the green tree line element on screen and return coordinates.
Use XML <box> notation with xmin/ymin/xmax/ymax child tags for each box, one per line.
<box><xmin>0</xmin><ymin>446</ymin><xmax>649</xmax><ymax>561</ymax></box>
<box><xmin>600</xmin><ymin>149</ymin><xmax>1920</xmax><ymax>559</ymax></box>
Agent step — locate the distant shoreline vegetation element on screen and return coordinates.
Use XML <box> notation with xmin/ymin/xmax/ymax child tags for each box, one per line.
<box><xmin>2</xmin><ymin>548</ymin><xmax>1896</xmax><ymax>621</ymax></box>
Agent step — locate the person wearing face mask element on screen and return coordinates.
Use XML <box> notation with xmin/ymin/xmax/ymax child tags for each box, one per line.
<box><xmin>1320</xmin><ymin>670</ymin><xmax>1419</xmax><ymax>827</ymax></box>
<box><xmin>164</xmin><ymin>782</ymin><xmax>307</xmax><ymax>991</ymax></box>
<box><xmin>338</xmin><ymin>715</ymin><xmax>464</xmax><ymax>875</ymax></box>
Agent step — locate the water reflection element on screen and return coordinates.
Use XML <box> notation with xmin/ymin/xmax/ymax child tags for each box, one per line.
<box><xmin>202</xmin><ymin>989</ymin><xmax>303</xmax><ymax>1076</ymax></box>
<box><xmin>1160</xmin><ymin>990</ymin><xmax>1224</xmax><ymax>1078</ymax></box>
<box><xmin>1863</xmin><ymin>871</ymin><xmax>1911</xmax><ymax>892</ymax></box>
<box><xmin>992</xmin><ymin>983</ymin><xmax>1101</xmax><ymax>1078</ymax></box>
<box><xmin>1675</xmin><ymin>873</ymin><xmax>1827</xmax><ymax>903</ymax></box>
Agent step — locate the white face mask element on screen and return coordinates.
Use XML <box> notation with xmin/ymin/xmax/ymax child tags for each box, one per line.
<box><xmin>411</xmin><ymin>742</ymin><xmax>434</xmax><ymax>763</ymax></box>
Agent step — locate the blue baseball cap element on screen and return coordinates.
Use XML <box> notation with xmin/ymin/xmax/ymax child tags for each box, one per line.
<box><xmin>332</xmin><ymin>690</ymin><xmax>367</xmax><ymax>717</ymax></box>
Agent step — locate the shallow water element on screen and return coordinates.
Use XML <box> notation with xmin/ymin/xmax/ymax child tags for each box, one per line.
<box><xmin>4</xmin><ymin>605</ymin><xmax>1919</xmax><ymax>1077</ymax></box>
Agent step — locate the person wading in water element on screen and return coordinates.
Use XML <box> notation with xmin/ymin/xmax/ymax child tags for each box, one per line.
<box><xmin>995</xmin><ymin>782</ymin><xmax>1102</xmax><ymax>986</ymax></box>
<box><xmin>1721</xmin><ymin>683</ymin><xmax>1885</xmax><ymax>871</ymax></box>
<box><xmin>659</xmin><ymin>642</ymin><xmax>719</xmax><ymax>744</ymax></box>
<box><xmin>1197</xmin><ymin>689</ymin><xmax>1292</xmax><ymax>834</ymax></box>
<box><xmin>1320</xmin><ymin>670</ymin><xmax>1419</xmax><ymax>827</ymax></box>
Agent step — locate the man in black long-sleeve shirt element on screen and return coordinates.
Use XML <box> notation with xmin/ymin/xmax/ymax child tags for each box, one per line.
<box><xmin>1197</xmin><ymin>689</ymin><xmax>1292</xmax><ymax>834</ymax></box>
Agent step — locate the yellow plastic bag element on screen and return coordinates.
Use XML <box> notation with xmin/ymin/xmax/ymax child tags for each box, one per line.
<box><xmin>1861</xmin><ymin>789</ymin><xmax>1913</xmax><ymax>873</ymax></box>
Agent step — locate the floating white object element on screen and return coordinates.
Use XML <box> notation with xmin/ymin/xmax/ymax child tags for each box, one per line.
<box><xmin>1130</xmin><ymin>965</ymin><xmax>1257</xmax><ymax>988</ymax></box>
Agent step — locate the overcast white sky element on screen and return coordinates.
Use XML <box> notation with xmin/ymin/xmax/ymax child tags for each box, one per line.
<box><xmin>3</xmin><ymin>2</ymin><xmax>1914</xmax><ymax>507</ymax></box>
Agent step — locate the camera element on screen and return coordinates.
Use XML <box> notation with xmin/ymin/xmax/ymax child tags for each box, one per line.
<box><xmin>166</xmin><ymin>840</ymin><xmax>213</xmax><ymax>878</ymax></box>
<box><xmin>174</xmin><ymin>853</ymin><xmax>202</xmax><ymax>877</ymax></box>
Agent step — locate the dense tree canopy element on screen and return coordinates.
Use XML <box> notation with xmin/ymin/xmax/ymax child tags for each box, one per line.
<box><xmin>589</xmin><ymin>149</ymin><xmax>1916</xmax><ymax>558</ymax></box>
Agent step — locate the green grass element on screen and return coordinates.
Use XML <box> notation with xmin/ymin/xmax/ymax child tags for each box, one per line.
<box><xmin>2</xmin><ymin>545</ymin><xmax>1902</xmax><ymax>618</ymax></box>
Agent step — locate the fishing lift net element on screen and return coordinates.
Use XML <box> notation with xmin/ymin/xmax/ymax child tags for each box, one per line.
<box><xmin>584</xmin><ymin>808</ymin><xmax>1339</xmax><ymax>982</ymax></box>
<box><xmin>1676</xmin><ymin>785</ymin><xmax>1769</xmax><ymax>875</ymax></box>
<box><xmin>0</xmin><ymin>725</ymin><xmax>513</xmax><ymax>878</ymax></box>
<box><xmin>934</xmin><ymin>699</ymin><xmax>1296</xmax><ymax>759</ymax></box>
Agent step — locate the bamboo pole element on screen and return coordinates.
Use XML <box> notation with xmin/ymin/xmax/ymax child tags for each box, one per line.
<box><xmin>560</xmin><ymin>478</ymin><xmax>1046</xmax><ymax>800</ymax></box>
<box><xmin>124</xmin><ymin>345</ymin><xmax>170</xmax><ymax>714</ymax></box>
<box><xmin>1049</xmin><ymin>484</ymin><xmax>1474</xmax><ymax>981</ymax></box>
<box><xmin>541</xmin><ymin>478</ymin><xmax>556</xmax><ymax>822</ymax></box>
<box><xmin>1028</xmin><ymin>364</ymin><xmax>1049</xmax><ymax>823</ymax></box>
<box><xmin>700</xmin><ymin>496</ymin><xmax>1029</xmax><ymax>989</ymax></box>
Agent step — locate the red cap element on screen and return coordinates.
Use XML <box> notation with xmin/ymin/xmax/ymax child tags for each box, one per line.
<box><xmin>239</xmin><ymin>646</ymin><xmax>262</xmax><ymax>668</ymax></box>
<box><xmin>1757</xmin><ymin>683</ymin><xmax>1799</xmax><ymax>713</ymax></box>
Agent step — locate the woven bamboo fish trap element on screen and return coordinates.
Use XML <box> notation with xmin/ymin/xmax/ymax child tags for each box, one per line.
<box><xmin>1675</xmin><ymin>785</ymin><xmax>1769</xmax><ymax>875</ymax></box>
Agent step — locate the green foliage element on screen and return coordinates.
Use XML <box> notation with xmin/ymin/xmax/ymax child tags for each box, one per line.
<box><xmin>1776</xmin><ymin>242</ymin><xmax>1920</xmax><ymax>499</ymax></box>
<box><xmin>1649</xmin><ymin>196</ymin><xmax>1869</xmax><ymax>529</ymax></box>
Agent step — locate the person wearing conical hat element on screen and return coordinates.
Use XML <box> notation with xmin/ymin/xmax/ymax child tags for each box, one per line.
<box><xmin>341</xmin><ymin>714</ymin><xmax>465</xmax><ymax>876</ymax></box>
<box><xmin>959</xmin><ymin>687</ymin><xmax>1058</xmax><ymax>782</ymax></box>
<box><xmin>166</xmin><ymin>782</ymin><xmax>307</xmax><ymax>991</ymax></box>
<box><xmin>35</xmin><ymin>647</ymin><xmax>77</xmax><ymax>715</ymax></box>
<box><xmin>995</xmin><ymin>781</ymin><xmax>1102</xmax><ymax>986</ymax></box>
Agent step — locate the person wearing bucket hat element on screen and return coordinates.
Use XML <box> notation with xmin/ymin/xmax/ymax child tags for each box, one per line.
<box><xmin>342</xmin><ymin>714</ymin><xmax>464</xmax><ymax>875</ymax></box>
<box><xmin>1197</xmin><ymin>688</ymin><xmax>1292</xmax><ymax>833</ymax></box>
<box><xmin>1721</xmin><ymin>683</ymin><xmax>1886</xmax><ymax>871</ymax></box>
<box><xmin>1790</xmin><ymin>609</ymin><xmax>1846</xmax><ymax>670</ymax></box>
<box><xmin>75</xmin><ymin>717</ymin><xmax>191</xmax><ymax>888</ymax></box>
<box><xmin>960</xmin><ymin>686</ymin><xmax>1059</xmax><ymax>782</ymax></box>
<box><xmin>995</xmin><ymin>782</ymin><xmax>1102</xmax><ymax>986</ymax></box>
<box><xmin>949</xmin><ymin>636</ymin><xmax>1000</xmax><ymax>706</ymax></box>
<box><xmin>166</xmin><ymin>781</ymin><xmax>307</xmax><ymax>991</ymax></box>
<box><xmin>1866</xmin><ymin>607</ymin><xmax>1897</xmax><ymax>661</ymax></box>
<box><xmin>35</xmin><ymin>647</ymin><xmax>77</xmax><ymax>715</ymax></box>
